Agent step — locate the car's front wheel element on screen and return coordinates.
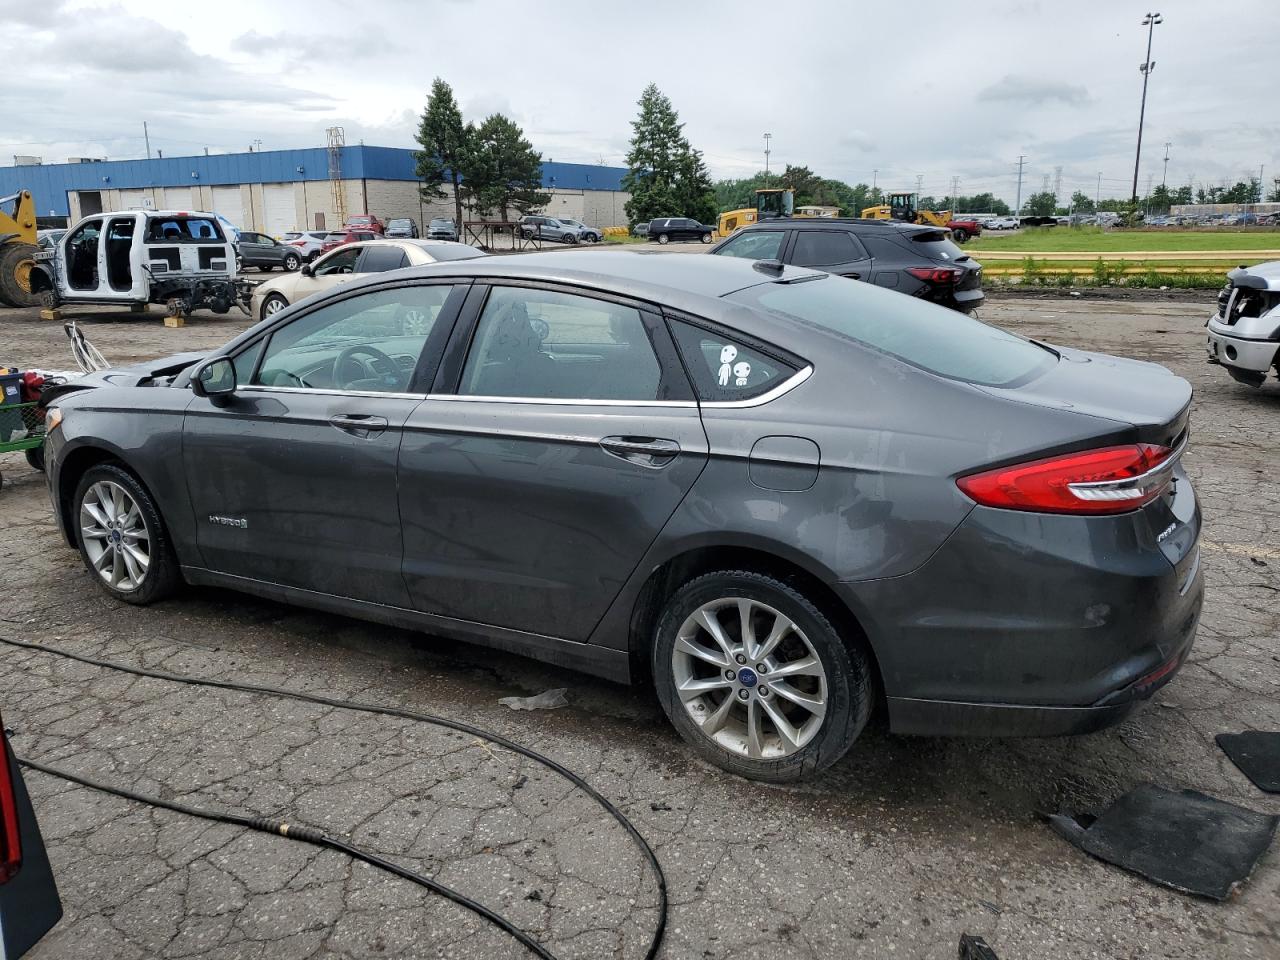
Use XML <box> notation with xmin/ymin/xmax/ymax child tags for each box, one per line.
<box><xmin>700</xmin><ymin>232</ymin><xmax>712</xmax><ymax>244</ymax></box>
<box><xmin>657</xmin><ymin>233</ymin><xmax>670</xmax><ymax>244</ymax></box>
<box><xmin>653</xmin><ymin>570</ymin><xmax>872</xmax><ymax>782</ymax></box>
<box><xmin>261</xmin><ymin>292</ymin><xmax>289</xmax><ymax>320</ymax></box>
<box><xmin>282</xmin><ymin>252</ymin><xmax>301</xmax><ymax>271</ymax></box>
<box><xmin>73</xmin><ymin>464</ymin><xmax>179</xmax><ymax>605</ymax></box>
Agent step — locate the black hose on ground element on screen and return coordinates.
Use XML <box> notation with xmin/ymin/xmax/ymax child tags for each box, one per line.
<box><xmin>0</xmin><ymin>636</ymin><xmax>667</xmax><ymax>960</ymax></box>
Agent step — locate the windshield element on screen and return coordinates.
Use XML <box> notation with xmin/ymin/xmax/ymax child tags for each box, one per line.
<box><xmin>727</xmin><ymin>276</ymin><xmax>1055</xmax><ymax>387</ymax></box>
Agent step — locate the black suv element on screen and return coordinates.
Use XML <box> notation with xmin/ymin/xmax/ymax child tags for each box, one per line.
<box><xmin>647</xmin><ymin>218</ymin><xmax>715</xmax><ymax>244</ymax></box>
<box><xmin>710</xmin><ymin>218</ymin><xmax>984</xmax><ymax>312</ymax></box>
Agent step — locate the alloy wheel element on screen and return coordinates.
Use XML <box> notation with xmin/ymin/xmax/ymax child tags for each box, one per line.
<box><xmin>263</xmin><ymin>296</ymin><xmax>287</xmax><ymax>317</ymax></box>
<box><xmin>671</xmin><ymin>598</ymin><xmax>828</xmax><ymax>760</ymax></box>
<box><xmin>80</xmin><ymin>480</ymin><xmax>151</xmax><ymax>592</ymax></box>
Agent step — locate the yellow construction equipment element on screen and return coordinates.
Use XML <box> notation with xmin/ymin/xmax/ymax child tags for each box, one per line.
<box><xmin>0</xmin><ymin>191</ymin><xmax>40</xmax><ymax>307</ymax></box>
<box><xmin>717</xmin><ymin>187</ymin><xmax>795</xmax><ymax>236</ymax></box>
<box><xmin>861</xmin><ymin>191</ymin><xmax>952</xmax><ymax>227</ymax></box>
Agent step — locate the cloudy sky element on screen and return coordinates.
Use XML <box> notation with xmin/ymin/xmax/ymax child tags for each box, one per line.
<box><xmin>3</xmin><ymin>0</ymin><xmax>1277</xmax><ymax>204</ymax></box>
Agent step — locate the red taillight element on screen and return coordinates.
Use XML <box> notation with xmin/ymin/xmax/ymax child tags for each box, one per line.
<box><xmin>287</xmin><ymin>240</ymin><xmax>305</xmax><ymax>247</ymax></box>
<box><xmin>907</xmin><ymin>266</ymin><xmax>962</xmax><ymax>284</ymax></box>
<box><xmin>957</xmin><ymin>443</ymin><xmax>1176</xmax><ymax>515</ymax></box>
<box><xmin>0</xmin><ymin>722</ymin><xmax>22</xmax><ymax>884</ymax></box>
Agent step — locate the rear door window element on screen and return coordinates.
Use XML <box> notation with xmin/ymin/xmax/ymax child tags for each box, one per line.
<box><xmin>727</xmin><ymin>275</ymin><xmax>1053</xmax><ymax>387</ymax></box>
<box><xmin>713</xmin><ymin>230</ymin><xmax>785</xmax><ymax>261</ymax></box>
<box><xmin>668</xmin><ymin>318</ymin><xmax>799</xmax><ymax>402</ymax></box>
<box><xmin>790</xmin><ymin>231</ymin><xmax>865</xmax><ymax>267</ymax></box>
<box><xmin>357</xmin><ymin>245</ymin><xmax>410</xmax><ymax>273</ymax></box>
<box><xmin>146</xmin><ymin>217</ymin><xmax>224</xmax><ymax>242</ymax></box>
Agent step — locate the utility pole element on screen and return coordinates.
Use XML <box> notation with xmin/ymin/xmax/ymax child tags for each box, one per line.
<box><xmin>1161</xmin><ymin>142</ymin><xmax>1171</xmax><ymax>189</ymax></box>
<box><xmin>763</xmin><ymin>133</ymin><xmax>771</xmax><ymax>179</ymax></box>
<box><xmin>143</xmin><ymin>121</ymin><xmax>151</xmax><ymax>160</ymax></box>
<box><xmin>950</xmin><ymin>176</ymin><xmax>960</xmax><ymax>213</ymax></box>
<box><xmin>1132</xmin><ymin>12</ymin><xmax>1163</xmax><ymax>203</ymax></box>
<box><xmin>1144</xmin><ymin>173</ymin><xmax>1154</xmax><ymax>216</ymax></box>
<box><xmin>1015</xmin><ymin>155</ymin><xmax>1026</xmax><ymax>219</ymax></box>
<box><xmin>915</xmin><ymin>174</ymin><xmax>923</xmax><ymax>201</ymax></box>
<box><xmin>872</xmin><ymin>168</ymin><xmax>878</xmax><ymax>192</ymax></box>
<box><xmin>1053</xmin><ymin>165</ymin><xmax>1063</xmax><ymax>204</ymax></box>
<box><xmin>1096</xmin><ymin>171</ymin><xmax>1102</xmax><ymax>210</ymax></box>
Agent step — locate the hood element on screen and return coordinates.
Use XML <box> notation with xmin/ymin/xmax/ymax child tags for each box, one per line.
<box><xmin>1229</xmin><ymin>261</ymin><xmax>1280</xmax><ymax>291</ymax></box>
<box><xmin>54</xmin><ymin>352</ymin><xmax>206</xmax><ymax>393</ymax></box>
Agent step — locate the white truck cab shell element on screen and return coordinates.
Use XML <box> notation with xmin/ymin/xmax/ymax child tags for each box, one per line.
<box><xmin>32</xmin><ymin>210</ymin><xmax>237</xmax><ymax>310</ymax></box>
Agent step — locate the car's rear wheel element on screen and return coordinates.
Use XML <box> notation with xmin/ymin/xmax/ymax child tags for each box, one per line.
<box><xmin>73</xmin><ymin>464</ymin><xmax>179</xmax><ymax>605</ymax></box>
<box><xmin>952</xmin><ymin>228</ymin><xmax>970</xmax><ymax>243</ymax></box>
<box><xmin>700</xmin><ymin>233</ymin><xmax>712</xmax><ymax>244</ymax></box>
<box><xmin>562</xmin><ymin>233</ymin><xmax>577</xmax><ymax>244</ymax></box>
<box><xmin>653</xmin><ymin>570</ymin><xmax>871</xmax><ymax>782</ymax></box>
<box><xmin>282</xmin><ymin>252</ymin><xmax>301</xmax><ymax>271</ymax></box>
<box><xmin>657</xmin><ymin>233</ymin><xmax>670</xmax><ymax>244</ymax></box>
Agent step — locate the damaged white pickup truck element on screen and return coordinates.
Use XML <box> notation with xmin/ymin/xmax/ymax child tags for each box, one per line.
<box><xmin>29</xmin><ymin>209</ymin><xmax>250</xmax><ymax>317</ymax></box>
<box><xmin>1205</xmin><ymin>262</ymin><xmax>1280</xmax><ymax>387</ymax></box>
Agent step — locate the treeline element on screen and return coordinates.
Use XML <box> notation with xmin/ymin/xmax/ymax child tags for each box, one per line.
<box><xmin>714</xmin><ymin>167</ymin><xmax>1013</xmax><ymax>217</ymax></box>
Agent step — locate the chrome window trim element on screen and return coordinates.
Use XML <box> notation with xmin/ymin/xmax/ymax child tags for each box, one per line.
<box><xmin>426</xmin><ymin>394</ymin><xmax>698</xmax><ymax>408</ymax></box>
<box><xmin>240</xmin><ymin>385</ymin><xmax>428</xmax><ymax>401</ymax></box>
<box><xmin>700</xmin><ymin>365</ymin><xmax>813</xmax><ymax>408</ymax></box>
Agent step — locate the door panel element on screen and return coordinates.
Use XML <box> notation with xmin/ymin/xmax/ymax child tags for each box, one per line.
<box><xmin>183</xmin><ymin>389</ymin><xmax>419</xmax><ymax>605</ymax></box>
<box><xmin>398</xmin><ymin>401</ymin><xmax>708</xmax><ymax>640</ymax></box>
<box><xmin>181</xmin><ymin>283</ymin><xmax>463</xmax><ymax>605</ymax></box>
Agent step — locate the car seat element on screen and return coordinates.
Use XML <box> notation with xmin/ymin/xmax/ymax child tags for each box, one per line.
<box><xmin>469</xmin><ymin>301</ymin><xmax>556</xmax><ymax>396</ymax></box>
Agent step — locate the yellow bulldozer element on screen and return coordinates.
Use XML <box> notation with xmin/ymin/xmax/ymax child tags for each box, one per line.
<box><xmin>0</xmin><ymin>190</ymin><xmax>40</xmax><ymax>307</ymax></box>
<box><xmin>861</xmin><ymin>191</ymin><xmax>952</xmax><ymax>228</ymax></box>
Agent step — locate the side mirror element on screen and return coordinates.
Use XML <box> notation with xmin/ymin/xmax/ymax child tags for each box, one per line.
<box><xmin>300</xmin><ymin>263</ymin><xmax>313</xmax><ymax>277</ymax></box>
<box><xmin>191</xmin><ymin>356</ymin><xmax>236</xmax><ymax>400</ymax></box>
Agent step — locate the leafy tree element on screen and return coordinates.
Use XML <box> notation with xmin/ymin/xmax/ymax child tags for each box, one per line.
<box><xmin>1023</xmin><ymin>191</ymin><xmax>1058</xmax><ymax>217</ymax></box>
<box><xmin>953</xmin><ymin>193</ymin><xmax>1011</xmax><ymax>216</ymax></box>
<box><xmin>464</xmin><ymin>114</ymin><xmax>551</xmax><ymax>221</ymax></box>
<box><xmin>1268</xmin><ymin>184</ymin><xmax>1280</xmax><ymax>203</ymax></box>
<box><xmin>918</xmin><ymin>196</ymin><xmax>939</xmax><ymax>212</ymax></box>
<box><xmin>1172</xmin><ymin>185</ymin><xmax>1194</xmax><ymax>205</ymax></box>
<box><xmin>1069</xmin><ymin>191</ymin><xmax>1095</xmax><ymax>214</ymax></box>
<box><xmin>1220</xmin><ymin>180</ymin><xmax>1257</xmax><ymax>204</ymax></box>
<box><xmin>622</xmin><ymin>84</ymin><xmax>715</xmax><ymax>225</ymax></box>
<box><xmin>414</xmin><ymin>78</ymin><xmax>472</xmax><ymax>228</ymax></box>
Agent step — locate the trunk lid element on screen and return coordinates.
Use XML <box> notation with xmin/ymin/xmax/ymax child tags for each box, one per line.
<box><xmin>976</xmin><ymin>345</ymin><xmax>1191</xmax><ymax>448</ymax></box>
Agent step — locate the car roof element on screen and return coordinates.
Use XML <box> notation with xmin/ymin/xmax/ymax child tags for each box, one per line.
<box><xmin>359</xmin><ymin>249</ymin><xmax>820</xmax><ymax>304</ymax></box>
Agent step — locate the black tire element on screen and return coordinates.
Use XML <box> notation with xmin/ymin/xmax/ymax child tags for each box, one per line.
<box><xmin>952</xmin><ymin>228</ymin><xmax>970</xmax><ymax>243</ymax></box>
<box><xmin>72</xmin><ymin>463</ymin><xmax>180</xmax><ymax>605</ymax></box>
<box><xmin>657</xmin><ymin>233</ymin><xmax>670</xmax><ymax>245</ymax></box>
<box><xmin>260</xmin><ymin>292</ymin><xmax>289</xmax><ymax>321</ymax></box>
<box><xmin>259</xmin><ymin>264</ymin><xmax>274</xmax><ymax>272</ymax></box>
<box><xmin>700</xmin><ymin>232</ymin><xmax>712</xmax><ymax>244</ymax></box>
<box><xmin>282</xmin><ymin>253</ymin><xmax>301</xmax><ymax>271</ymax></box>
<box><xmin>652</xmin><ymin>570</ymin><xmax>872</xmax><ymax>782</ymax></box>
<box><xmin>562</xmin><ymin>233</ymin><xmax>577</xmax><ymax>244</ymax></box>
<box><xmin>0</xmin><ymin>243</ymin><xmax>41</xmax><ymax>307</ymax></box>
<box><xmin>26</xmin><ymin>445</ymin><xmax>45</xmax><ymax>472</ymax></box>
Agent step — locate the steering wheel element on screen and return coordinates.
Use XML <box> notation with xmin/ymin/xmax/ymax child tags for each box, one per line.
<box><xmin>529</xmin><ymin>317</ymin><xmax>550</xmax><ymax>342</ymax></box>
<box><xmin>333</xmin><ymin>344</ymin><xmax>400</xmax><ymax>390</ymax></box>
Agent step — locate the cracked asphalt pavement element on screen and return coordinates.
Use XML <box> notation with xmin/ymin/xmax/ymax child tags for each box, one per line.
<box><xmin>0</xmin><ymin>294</ymin><xmax>1278</xmax><ymax>959</ymax></box>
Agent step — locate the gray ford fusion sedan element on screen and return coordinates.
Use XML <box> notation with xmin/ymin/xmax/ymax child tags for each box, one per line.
<box><xmin>42</xmin><ymin>251</ymin><xmax>1202</xmax><ymax>781</ymax></box>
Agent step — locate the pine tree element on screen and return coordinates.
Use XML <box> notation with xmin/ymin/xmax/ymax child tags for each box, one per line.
<box><xmin>622</xmin><ymin>84</ymin><xmax>712</xmax><ymax>226</ymax></box>
<box><xmin>464</xmin><ymin>114</ymin><xmax>551</xmax><ymax>221</ymax></box>
<box><xmin>414</xmin><ymin>78</ymin><xmax>472</xmax><ymax>229</ymax></box>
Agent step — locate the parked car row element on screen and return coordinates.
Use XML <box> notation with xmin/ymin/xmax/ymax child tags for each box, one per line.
<box><xmin>517</xmin><ymin>215</ymin><xmax>601</xmax><ymax>243</ymax></box>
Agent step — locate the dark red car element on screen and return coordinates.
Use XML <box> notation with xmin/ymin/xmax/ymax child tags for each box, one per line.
<box><xmin>1</xmin><ymin>709</ymin><xmax>62</xmax><ymax>957</ymax></box>
<box><xmin>320</xmin><ymin>229</ymin><xmax>379</xmax><ymax>254</ymax></box>
<box><xmin>342</xmin><ymin>214</ymin><xmax>385</xmax><ymax>234</ymax></box>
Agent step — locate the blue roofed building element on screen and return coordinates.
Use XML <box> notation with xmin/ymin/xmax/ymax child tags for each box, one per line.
<box><xmin>0</xmin><ymin>146</ymin><xmax>631</xmax><ymax>235</ymax></box>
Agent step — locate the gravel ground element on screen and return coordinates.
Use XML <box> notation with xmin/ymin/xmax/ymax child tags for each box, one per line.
<box><xmin>0</xmin><ymin>292</ymin><xmax>1277</xmax><ymax>960</ymax></box>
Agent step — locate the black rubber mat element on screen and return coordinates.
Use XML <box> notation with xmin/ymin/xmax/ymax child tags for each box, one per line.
<box><xmin>1049</xmin><ymin>784</ymin><xmax>1278</xmax><ymax>900</ymax></box>
<box><xmin>1216</xmin><ymin>732</ymin><xmax>1280</xmax><ymax>793</ymax></box>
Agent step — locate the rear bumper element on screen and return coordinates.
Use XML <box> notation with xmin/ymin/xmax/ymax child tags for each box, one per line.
<box><xmin>841</xmin><ymin>467</ymin><xmax>1203</xmax><ymax>737</ymax></box>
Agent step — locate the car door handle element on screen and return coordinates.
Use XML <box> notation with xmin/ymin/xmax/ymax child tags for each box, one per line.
<box><xmin>840</xmin><ymin>271</ymin><xmax>862</xmax><ymax>280</ymax></box>
<box><xmin>330</xmin><ymin>414</ymin><xmax>388</xmax><ymax>437</ymax></box>
<box><xmin>600</xmin><ymin>436</ymin><xmax>681</xmax><ymax>467</ymax></box>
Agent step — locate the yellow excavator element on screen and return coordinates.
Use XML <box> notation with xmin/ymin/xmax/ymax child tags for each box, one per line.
<box><xmin>717</xmin><ymin>187</ymin><xmax>796</xmax><ymax>236</ymax></box>
<box><xmin>0</xmin><ymin>190</ymin><xmax>40</xmax><ymax>307</ymax></box>
<box><xmin>861</xmin><ymin>191</ymin><xmax>953</xmax><ymax>227</ymax></box>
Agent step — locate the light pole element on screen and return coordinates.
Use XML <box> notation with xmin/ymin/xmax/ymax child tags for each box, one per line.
<box><xmin>1131</xmin><ymin>12</ymin><xmax>1163</xmax><ymax>204</ymax></box>
<box><xmin>1161</xmin><ymin>142</ymin><xmax>1171</xmax><ymax>190</ymax></box>
<box><xmin>763</xmin><ymin>133</ymin><xmax>771</xmax><ymax>180</ymax></box>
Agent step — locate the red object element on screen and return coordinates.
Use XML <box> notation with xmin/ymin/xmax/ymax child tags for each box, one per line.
<box><xmin>342</xmin><ymin>215</ymin><xmax>384</xmax><ymax>234</ymax></box>
<box><xmin>0</xmin><ymin>713</ymin><xmax>22</xmax><ymax>885</ymax></box>
<box><xmin>320</xmin><ymin>230</ymin><xmax>378</xmax><ymax>253</ymax></box>
<box><xmin>957</xmin><ymin>443</ymin><xmax>1176</xmax><ymax>515</ymax></box>
<box><xmin>906</xmin><ymin>266</ymin><xmax>963</xmax><ymax>284</ymax></box>
<box><xmin>947</xmin><ymin>217</ymin><xmax>983</xmax><ymax>237</ymax></box>
<box><xmin>20</xmin><ymin>371</ymin><xmax>45</xmax><ymax>403</ymax></box>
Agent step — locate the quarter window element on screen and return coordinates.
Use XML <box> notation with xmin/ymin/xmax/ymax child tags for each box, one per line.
<box><xmin>668</xmin><ymin>319</ymin><xmax>798</xmax><ymax>402</ymax></box>
<box><xmin>714</xmin><ymin>230</ymin><xmax>785</xmax><ymax>261</ymax></box>
<box><xmin>253</xmin><ymin>285</ymin><xmax>456</xmax><ymax>392</ymax></box>
<box><xmin>460</xmin><ymin>287</ymin><xmax>663</xmax><ymax>401</ymax></box>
